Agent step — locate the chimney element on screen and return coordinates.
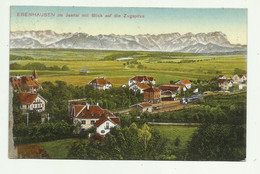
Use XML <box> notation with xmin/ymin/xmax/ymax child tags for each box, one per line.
<box><xmin>96</xmin><ymin>102</ymin><xmax>99</xmax><ymax>106</ymax></box>
<box><xmin>86</xmin><ymin>103</ymin><xmax>90</xmax><ymax>110</ymax></box>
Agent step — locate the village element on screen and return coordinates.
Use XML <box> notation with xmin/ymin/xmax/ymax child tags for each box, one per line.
<box><xmin>10</xmin><ymin>70</ymin><xmax>247</xmax><ymax>139</ymax></box>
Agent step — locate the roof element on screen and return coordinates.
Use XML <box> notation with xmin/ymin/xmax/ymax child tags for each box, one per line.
<box><xmin>73</xmin><ymin>104</ymin><xmax>115</xmax><ymax>119</ymax></box>
<box><xmin>135</xmin><ymin>83</ymin><xmax>150</xmax><ymax>89</ymax></box>
<box><xmin>171</xmin><ymin>84</ymin><xmax>186</xmax><ymax>89</ymax></box>
<box><xmin>18</xmin><ymin>92</ymin><xmax>38</xmax><ymax>104</ymax></box>
<box><xmin>139</xmin><ymin>102</ymin><xmax>153</xmax><ymax>107</ymax></box>
<box><xmin>89</xmin><ymin>77</ymin><xmax>111</xmax><ymax>86</ymax></box>
<box><xmin>92</xmin><ymin>133</ymin><xmax>105</xmax><ymax>142</ymax></box>
<box><xmin>179</xmin><ymin>79</ymin><xmax>192</xmax><ymax>84</ymax></box>
<box><xmin>218</xmin><ymin>79</ymin><xmax>231</xmax><ymax>83</ymax></box>
<box><xmin>143</xmin><ymin>87</ymin><xmax>161</xmax><ymax>92</ymax></box>
<box><xmin>10</xmin><ymin>76</ymin><xmax>41</xmax><ymax>89</ymax></box>
<box><xmin>94</xmin><ymin>116</ymin><xmax>120</xmax><ymax>127</ymax></box>
<box><xmin>159</xmin><ymin>85</ymin><xmax>180</xmax><ymax>91</ymax></box>
<box><xmin>238</xmin><ymin>74</ymin><xmax>245</xmax><ymax>78</ymax></box>
<box><xmin>161</xmin><ymin>90</ymin><xmax>176</xmax><ymax>95</ymax></box>
<box><xmin>130</xmin><ymin>75</ymin><xmax>155</xmax><ymax>82</ymax></box>
<box><xmin>68</xmin><ymin>100</ymin><xmax>87</xmax><ymax>114</ymax></box>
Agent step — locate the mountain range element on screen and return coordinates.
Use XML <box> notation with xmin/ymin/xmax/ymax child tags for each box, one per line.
<box><xmin>10</xmin><ymin>30</ymin><xmax>247</xmax><ymax>54</ymax></box>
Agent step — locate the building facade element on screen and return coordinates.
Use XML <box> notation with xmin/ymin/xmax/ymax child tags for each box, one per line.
<box><xmin>88</xmin><ymin>77</ymin><xmax>112</xmax><ymax>90</ymax></box>
<box><xmin>10</xmin><ymin>70</ymin><xmax>42</xmax><ymax>92</ymax></box>
<box><xmin>128</xmin><ymin>75</ymin><xmax>155</xmax><ymax>87</ymax></box>
<box><xmin>18</xmin><ymin>92</ymin><xmax>47</xmax><ymax>112</ymax></box>
<box><xmin>71</xmin><ymin>103</ymin><xmax>120</xmax><ymax>135</ymax></box>
<box><xmin>143</xmin><ymin>87</ymin><xmax>161</xmax><ymax>104</ymax></box>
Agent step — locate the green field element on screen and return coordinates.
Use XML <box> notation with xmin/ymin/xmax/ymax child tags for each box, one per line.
<box><xmin>152</xmin><ymin>125</ymin><xmax>198</xmax><ymax>148</ymax></box>
<box><xmin>39</xmin><ymin>138</ymin><xmax>88</xmax><ymax>159</ymax></box>
<box><xmin>10</xmin><ymin>49</ymin><xmax>247</xmax><ymax>87</ymax></box>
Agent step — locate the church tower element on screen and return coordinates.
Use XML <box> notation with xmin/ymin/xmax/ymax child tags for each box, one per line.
<box><xmin>32</xmin><ymin>69</ymin><xmax>39</xmax><ymax>81</ymax></box>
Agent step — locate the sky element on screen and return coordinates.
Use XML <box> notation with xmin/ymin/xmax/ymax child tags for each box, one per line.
<box><xmin>10</xmin><ymin>6</ymin><xmax>247</xmax><ymax>44</ymax></box>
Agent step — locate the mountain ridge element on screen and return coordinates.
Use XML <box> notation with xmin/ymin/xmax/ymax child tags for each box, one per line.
<box><xmin>10</xmin><ymin>30</ymin><xmax>247</xmax><ymax>53</ymax></box>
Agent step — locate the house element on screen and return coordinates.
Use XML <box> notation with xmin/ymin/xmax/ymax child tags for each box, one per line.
<box><xmin>161</xmin><ymin>91</ymin><xmax>177</xmax><ymax>101</ymax></box>
<box><xmin>238</xmin><ymin>83</ymin><xmax>247</xmax><ymax>90</ymax></box>
<box><xmin>158</xmin><ymin>85</ymin><xmax>178</xmax><ymax>101</ymax></box>
<box><xmin>128</xmin><ymin>75</ymin><xmax>155</xmax><ymax>87</ymax></box>
<box><xmin>18</xmin><ymin>92</ymin><xmax>47</xmax><ymax>112</ymax></box>
<box><xmin>88</xmin><ymin>77</ymin><xmax>112</xmax><ymax>90</ymax></box>
<box><xmin>160</xmin><ymin>84</ymin><xmax>187</xmax><ymax>92</ymax></box>
<box><xmin>232</xmin><ymin>74</ymin><xmax>247</xmax><ymax>84</ymax></box>
<box><xmin>218</xmin><ymin>79</ymin><xmax>233</xmax><ymax>91</ymax></box>
<box><xmin>71</xmin><ymin>103</ymin><xmax>120</xmax><ymax>136</ymax></box>
<box><xmin>94</xmin><ymin>116</ymin><xmax>120</xmax><ymax>136</ymax></box>
<box><xmin>10</xmin><ymin>70</ymin><xmax>42</xmax><ymax>92</ymax></box>
<box><xmin>79</xmin><ymin>69</ymin><xmax>90</xmax><ymax>74</ymax></box>
<box><xmin>193</xmin><ymin>88</ymin><xmax>199</xmax><ymax>93</ymax></box>
<box><xmin>175</xmin><ymin>79</ymin><xmax>192</xmax><ymax>89</ymax></box>
<box><xmin>130</xmin><ymin>102</ymin><xmax>153</xmax><ymax>113</ymax></box>
<box><xmin>143</xmin><ymin>87</ymin><xmax>161</xmax><ymax>104</ymax></box>
<box><xmin>129</xmin><ymin>83</ymin><xmax>150</xmax><ymax>93</ymax></box>
<box><xmin>218</xmin><ymin>75</ymin><xmax>228</xmax><ymax>79</ymax></box>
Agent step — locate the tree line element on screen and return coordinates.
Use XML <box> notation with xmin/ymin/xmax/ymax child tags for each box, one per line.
<box><xmin>10</xmin><ymin>62</ymin><xmax>70</xmax><ymax>71</ymax></box>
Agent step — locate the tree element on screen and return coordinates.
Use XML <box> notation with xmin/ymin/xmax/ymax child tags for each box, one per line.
<box><xmin>234</xmin><ymin>68</ymin><xmax>246</xmax><ymax>75</ymax></box>
<box><xmin>138</xmin><ymin>124</ymin><xmax>152</xmax><ymax>159</ymax></box>
<box><xmin>62</xmin><ymin>65</ymin><xmax>70</xmax><ymax>71</ymax></box>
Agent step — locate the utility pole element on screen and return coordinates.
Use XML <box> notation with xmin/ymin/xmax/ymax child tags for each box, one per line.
<box><xmin>26</xmin><ymin>112</ymin><xmax>29</xmax><ymax>126</ymax></box>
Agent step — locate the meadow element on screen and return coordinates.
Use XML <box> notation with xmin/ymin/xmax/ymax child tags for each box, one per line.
<box><xmin>39</xmin><ymin>138</ymin><xmax>88</xmax><ymax>159</ymax></box>
<box><xmin>151</xmin><ymin>125</ymin><xmax>198</xmax><ymax>148</ymax></box>
<box><xmin>10</xmin><ymin>49</ymin><xmax>247</xmax><ymax>87</ymax></box>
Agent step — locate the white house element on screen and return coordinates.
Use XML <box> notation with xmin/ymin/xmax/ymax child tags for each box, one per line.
<box><xmin>88</xmin><ymin>77</ymin><xmax>112</xmax><ymax>90</ymax></box>
<box><xmin>129</xmin><ymin>83</ymin><xmax>150</xmax><ymax>93</ymax></box>
<box><xmin>18</xmin><ymin>92</ymin><xmax>47</xmax><ymax>112</ymax></box>
<box><xmin>95</xmin><ymin>117</ymin><xmax>120</xmax><ymax>136</ymax></box>
<box><xmin>218</xmin><ymin>79</ymin><xmax>233</xmax><ymax>91</ymax></box>
<box><xmin>71</xmin><ymin>103</ymin><xmax>120</xmax><ymax>135</ymax></box>
<box><xmin>232</xmin><ymin>74</ymin><xmax>247</xmax><ymax>84</ymax></box>
<box><xmin>128</xmin><ymin>75</ymin><xmax>155</xmax><ymax>87</ymax></box>
<box><xmin>175</xmin><ymin>79</ymin><xmax>192</xmax><ymax>89</ymax></box>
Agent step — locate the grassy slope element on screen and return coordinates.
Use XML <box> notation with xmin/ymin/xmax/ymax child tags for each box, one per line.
<box><xmin>152</xmin><ymin>125</ymin><xmax>198</xmax><ymax>148</ymax></box>
<box><xmin>39</xmin><ymin>138</ymin><xmax>88</xmax><ymax>159</ymax></box>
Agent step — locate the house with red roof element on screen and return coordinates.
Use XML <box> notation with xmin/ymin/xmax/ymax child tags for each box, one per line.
<box><xmin>88</xmin><ymin>77</ymin><xmax>112</xmax><ymax>90</ymax></box>
<box><xmin>175</xmin><ymin>79</ymin><xmax>192</xmax><ymax>89</ymax></box>
<box><xmin>158</xmin><ymin>85</ymin><xmax>178</xmax><ymax>101</ymax></box>
<box><xmin>232</xmin><ymin>74</ymin><xmax>247</xmax><ymax>84</ymax></box>
<box><xmin>128</xmin><ymin>75</ymin><xmax>155</xmax><ymax>87</ymax></box>
<box><xmin>129</xmin><ymin>83</ymin><xmax>150</xmax><ymax>93</ymax></box>
<box><xmin>130</xmin><ymin>102</ymin><xmax>153</xmax><ymax>113</ymax></box>
<box><xmin>18</xmin><ymin>92</ymin><xmax>47</xmax><ymax>112</ymax></box>
<box><xmin>218</xmin><ymin>75</ymin><xmax>228</xmax><ymax>79</ymax></box>
<box><xmin>218</xmin><ymin>79</ymin><xmax>233</xmax><ymax>91</ymax></box>
<box><xmin>71</xmin><ymin>103</ymin><xmax>120</xmax><ymax>136</ymax></box>
<box><xmin>10</xmin><ymin>70</ymin><xmax>42</xmax><ymax>92</ymax></box>
<box><xmin>143</xmin><ymin>87</ymin><xmax>161</xmax><ymax>104</ymax></box>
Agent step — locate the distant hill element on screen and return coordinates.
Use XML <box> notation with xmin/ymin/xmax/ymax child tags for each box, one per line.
<box><xmin>10</xmin><ymin>30</ymin><xmax>247</xmax><ymax>54</ymax></box>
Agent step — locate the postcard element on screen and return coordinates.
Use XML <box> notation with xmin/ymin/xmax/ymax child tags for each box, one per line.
<box><xmin>8</xmin><ymin>6</ymin><xmax>247</xmax><ymax>161</ymax></box>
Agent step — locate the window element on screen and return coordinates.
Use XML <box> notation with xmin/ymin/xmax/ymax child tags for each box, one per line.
<box><xmin>82</xmin><ymin>113</ymin><xmax>86</xmax><ymax>116</ymax></box>
<box><xmin>81</xmin><ymin>120</ymin><xmax>86</xmax><ymax>124</ymax></box>
<box><xmin>105</xmin><ymin>122</ymin><xmax>109</xmax><ymax>129</ymax></box>
<box><xmin>101</xmin><ymin>130</ymin><xmax>105</xmax><ymax>134</ymax></box>
<box><xmin>91</xmin><ymin>120</ymin><xmax>95</xmax><ymax>125</ymax></box>
<box><xmin>91</xmin><ymin>114</ymin><xmax>95</xmax><ymax>116</ymax></box>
